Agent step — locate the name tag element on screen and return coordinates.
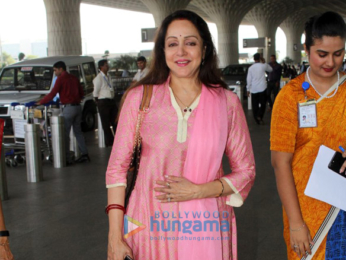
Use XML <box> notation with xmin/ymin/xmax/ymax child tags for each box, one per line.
<box><xmin>298</xmin><ymin>99</ymin><xmax>317</xmax><ymax>128</ymax></box>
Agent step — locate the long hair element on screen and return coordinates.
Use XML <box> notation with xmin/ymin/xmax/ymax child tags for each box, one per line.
<box><xmin>117</xmin><ymin>10</ymin><xmax>227</xmax><ymax>118</ymax></box>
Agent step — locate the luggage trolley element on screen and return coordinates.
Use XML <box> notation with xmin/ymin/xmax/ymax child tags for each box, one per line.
<box><xmin>3</xmin><ymin>101</ymin><xmax>56</xmax><ymax>167</ymax></box>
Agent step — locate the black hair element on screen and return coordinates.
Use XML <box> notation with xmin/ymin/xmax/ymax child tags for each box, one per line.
<box><xmin>137</xmin><ymin>56</ymin><xmax>146</xmax><ymax>62</ymax></box>
<box><xmin>132</xmin><ymin>10</ymin><xmax>227</xmax><ymax>89</ymax></box>
<box><xmin>98</xmin><ymin>59</ymin><xmax>108</xmax><ymax>69</ymax></box>
<box><xmin>53</xmin><ymin>61</ymin><xmax>66</xmax><ymax>71</ymax></box>
<box><xmin>254</xmin><ymin>53</ymin><xmax>260</xmax><ymax>61</ymax></box>
<box><xmin>305</xmin><ymin>11</ymin><xmax>346</xmax><ymax>51</ymax></box>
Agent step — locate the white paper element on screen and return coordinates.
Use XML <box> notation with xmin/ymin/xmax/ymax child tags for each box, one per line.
<box><xmin>305</xmin><ymin>145</ymin><xmax>346</xmax><ymax>211</ymax></box>
<box><xmin>13</xmin><ymin>119</ymin><xmax>27</xmax><ymax>139</ymax></box>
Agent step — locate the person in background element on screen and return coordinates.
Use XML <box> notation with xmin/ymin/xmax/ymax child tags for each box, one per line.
<box><xmin>246</xmin><ymin>53</ymin><xmax>273</xmax><ymax>124</ymax></box>
<box><xmin>300</xmin><ymin>61</ymin><xmax>308</xmax><ymax>74</ymax></box>
<box><xmin>121</xmin><ymin>70</ymin><xmax>129</xmax><ymax>77</ymax></box>
<box><xmin>0</xmin><ymin>200</ymin><xmax>13</xmax><ymax>260</ymax></box>
<box><xmin>0</xmin><ymin>120</ymin><xmax>14</xmax><ymax>260</ymax></box>
<box><xmin>39</xmin><ymin>61</ymin><xmax>90</xmax><ymax>164</ymax></box>
<box><xmin>93</xmin><ymin>59</ymin><xmax>118</xmax><ymax>147</ymax></box>
<box><xmin>271</xmin><ymin>11</ymin><xmax>346</xmax><ymax>259</ymax></box>
<box><xmin>106</xmin><ymin>10</ymin><xmax>255</xmax><ymax>260</ymax></box>
<box><xmin>132</xmin><ymin>56</ymin><xmax>149</xmax><ymax>83</ymax></box>
<box><xmin>267</xmin><ymin>54</ymin><xmax>282</xmax><ymax>110</ymax></box>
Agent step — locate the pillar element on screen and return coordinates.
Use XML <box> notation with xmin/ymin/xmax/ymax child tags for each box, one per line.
<box><xmin>44</xmin><ymin>0</ymin><xmax>82</xmax><ymax>56</ymax></box>
<box><xmin>280</xmin><ymin>16</ymin><xmax>306</xmax><ymax>63</ymax></box>
<box><xmin>193</xmin><ymin>1</ymin><xmax>257</xmax><ymax>67</ymax></box>
<box><xmin>140</xmin><ymin>0</ymin><xmax>191</xmax><ymax>27</ymax></box>
<box><xmin>245</xmin><ymin>0</ymin><xmax>298</xmax><ymax>62</ymax></box>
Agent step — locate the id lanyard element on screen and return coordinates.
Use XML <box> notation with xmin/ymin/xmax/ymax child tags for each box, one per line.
<box><xmin>298</xmin><ymin>82</ymin><xmax>317</xmax><ymax>128</ymax></box>
<box><xmin>102</xmin><ymin>74</ymin><xmax>113</xmax><ymax>90</ymax></box>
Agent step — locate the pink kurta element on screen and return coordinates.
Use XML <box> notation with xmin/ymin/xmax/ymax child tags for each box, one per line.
<box><xmin>106</xmin><ymin>81</ymin><xmax>255</xmax><ymax>260</ymax></box>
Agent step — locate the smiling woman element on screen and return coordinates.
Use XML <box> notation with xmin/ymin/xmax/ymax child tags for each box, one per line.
<box><xmin>105</xmin><ymin>10</ymin><xmax>255</xmax><ymax>260</ymax></box>
<box><xmin>271</xmin><ymin>11</ymin><xmax>346</xmax><ymax>260</ymax></box>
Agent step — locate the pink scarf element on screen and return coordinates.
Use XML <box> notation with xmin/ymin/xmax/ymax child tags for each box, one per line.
<box><xmin>178</xmin><ymin>85</ymin><xmax>228</xmax><ymax>260</ymax></box>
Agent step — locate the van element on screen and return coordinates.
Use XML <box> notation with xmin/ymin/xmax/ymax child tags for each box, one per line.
<box><xmin>0</xmin><ymin>56</ymin><xmax>98</xmax><ymax>135</ymax></box>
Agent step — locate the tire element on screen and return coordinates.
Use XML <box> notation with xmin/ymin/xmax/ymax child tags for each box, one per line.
<box><xmin>82</xmin><ymin>107</ymin><xmax>95</xmax><ymax>132</ymax></box>
<box><xmin>11</xmin><ymin>160</ymin><xmax>18</xmax><ymax>167</ymax></box>
<box><xmin>5</xmin><ymin>159</ymin><xmax>11</xmax><ymax>167</ymax></box>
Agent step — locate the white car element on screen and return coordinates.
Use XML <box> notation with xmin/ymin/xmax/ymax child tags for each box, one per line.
<box><xmin>0</xmin><ymin>56</ymin><xmax>98</xmax><ymax>134</ymax></box>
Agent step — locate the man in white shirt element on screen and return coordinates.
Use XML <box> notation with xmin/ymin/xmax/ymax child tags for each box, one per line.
<box><xmin>133</xmin><ymin>56</ymin><xmax>149</xmax><ymax>82</ymax></box>
<box><xmin>246</xmin><ymin>53</ymin><xmax>273</xmax><ymax>125</ymax></box>
<box><xmin>93</xmin><ymin>59</ymin><xmax>118</xmax><ymax>147</ymax></box>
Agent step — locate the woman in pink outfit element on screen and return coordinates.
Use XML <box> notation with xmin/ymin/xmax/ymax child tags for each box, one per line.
<box><xmin>106</xmin><ymin>10</ymin><xmax>255</xmax><ymax>260</ymax></box>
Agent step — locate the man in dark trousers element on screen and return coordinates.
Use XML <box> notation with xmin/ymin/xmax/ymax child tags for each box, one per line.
<box><xmin>267</xmin><ymin>54</ymin><xmax>282</xmax><ymax>110</ymax></box>
<box><xmin>39</xmin><ymin>61</ymin><xmax>90</xmax><ymax>164</ymax></box>
<box><xmin>246</xmin><ymin>53</ymin><xmax>273</xmax><ymax>125</ymax></box>
<box><xmin>93</xmin><ymin>59</ymin><xmax>118</xmax><ymax>147</ymax></box>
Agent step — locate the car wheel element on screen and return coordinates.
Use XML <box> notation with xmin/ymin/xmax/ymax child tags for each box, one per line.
<box><xmin>82</xmin><ymin>108</ymin><xmax>95</xmax><ymax>132</ymax></box>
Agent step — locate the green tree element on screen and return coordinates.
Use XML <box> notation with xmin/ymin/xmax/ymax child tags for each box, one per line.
<box><xmin>0</xmin><ymin>52</ymin><xmax>15</xmax><ymax>68</ymax></box>
<box><xmin>283</xmin><ymin>56</ymin><xmax>294</xmax><ymax>64</ymax></box>
<box><xmin>26</xmin><ymin>54</ymin><xmax>39</xmax><ymax>60</ymax></box>
<box><xmin>110</xmin><ymin>55</ymin><xmax>137</xmax><ymax>71</ymax></box>
<box><xmin>103</xmin><ymin>50</ymin><xmax>110</xmax><ymax>58</ymax></box>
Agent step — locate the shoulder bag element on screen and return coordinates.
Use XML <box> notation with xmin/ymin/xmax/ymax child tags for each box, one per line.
<box><xmin>124</xmin><ymin>85</ymin><xmax>153</xmax><ymax>209</ymax></box>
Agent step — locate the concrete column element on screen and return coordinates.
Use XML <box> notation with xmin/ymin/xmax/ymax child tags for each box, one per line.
<box><xmin>140</xmin><ymin>0</ymin><xmax>191</xmax><ymax>27</ymax></box>
<box><xmin>44</xmin><ymin>0</ymin><xmax>82</xmax><ymax>56</ymax></box>
<box><xmin>280</xmin><ymin>16</ymin><xmax>306</xmax><ymax>63</ymax></box>
<box><xmin>281</xmin><ymin>25</ymin><xmax>304</xmax><ymax>63</ymax></box>
<box><xmin>193</xmin><ymin>0</ymin><xmax>257</xmax><ymax>67</ymax></box>
<box><xmin>216</xmin><ymin>19</ymin><xmax>240</xmax><ymax>66</ymax></box>
<box><xmin>245</xmin><ymin>0</ymin><xmax>298</xmax><ymax>62</ymax></box>
<box><xmin>254</xmin><ymin>24</ymin><xmax>277</xmax><ymax>62</ymax></box>
<box><xmin>280</xmin><ymin>6</ymin><xmax>324</xmax><ymax>64</ymax></box>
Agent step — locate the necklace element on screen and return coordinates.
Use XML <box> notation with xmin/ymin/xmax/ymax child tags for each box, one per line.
<box><xmin>306</xmin><ymin>67</ymin><xmax>339</xmax><ymax>98</ymax></box>
<box><xmin>171</xmin><ymin>87</ymin><xmax>200</xmax><ymax>113</ymax></box>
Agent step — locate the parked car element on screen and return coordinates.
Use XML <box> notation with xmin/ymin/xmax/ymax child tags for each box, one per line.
<box><xmin>0</xmin><ymin>56</ymin><xmax>98</xmax><ymax>134</ymax></box>
<box><xmin>221</xmin><ymin>64</ymin><xmax>251</xmax><ymax>98</ymax></box>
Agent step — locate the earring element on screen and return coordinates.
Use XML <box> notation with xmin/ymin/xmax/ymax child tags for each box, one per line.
<box><xmin>201</xmin><ymin>59</ymin><xmax>205</xmax><ymax>66</ymax></box>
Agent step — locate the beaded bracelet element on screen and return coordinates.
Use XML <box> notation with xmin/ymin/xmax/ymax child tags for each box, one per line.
<box><xmin>216</xmin><ymin>179</ymin><xmax>224</xmax><ymax>197</ymax></box>
<box><xmin>289</xmin><ymin>222</ymin><xmax>306</xmax><ymax>232</ymax></box>
<box><xmin>105</xmin><ymin>204</ymin><xmax>126</xmax><ymax>215</ymax></box>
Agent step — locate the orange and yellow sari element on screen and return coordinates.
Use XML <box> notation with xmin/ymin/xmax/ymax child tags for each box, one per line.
<box><xmin>271</xmin><ymin>73</ymin><xmax>346</xmax><ymax>259</ymax></box>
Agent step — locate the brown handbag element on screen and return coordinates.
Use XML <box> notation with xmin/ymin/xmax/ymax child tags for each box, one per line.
<box><xmin>124</xmin><ymin>85</ymin><xmax>153</xmax><ymax>209</ymax></box>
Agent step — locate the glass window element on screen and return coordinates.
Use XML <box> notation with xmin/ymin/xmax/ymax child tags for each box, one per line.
<box><xmin>82</xmin><ymin>62</ymin><xmax>97</xmax><ymax>95</ymax></box>
<box><xmin>0</xmin><ymin>67</ymin><xmax>53</xmax><ymax>91</ymax></box>
<box><xmin>69</xmin><ymin>65</ymin><xmax>85</xmax><ymax>89</ymax></box>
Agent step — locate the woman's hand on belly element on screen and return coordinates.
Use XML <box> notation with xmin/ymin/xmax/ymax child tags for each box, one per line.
<box><xmin>154</xmin><ymin>175</ymin><xmax>201</xmax><ymax>203</ymax></box>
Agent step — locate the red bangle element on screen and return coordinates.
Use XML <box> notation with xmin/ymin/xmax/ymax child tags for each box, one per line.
<box><xmin>105</xmin><ymin>204</ymin><xmax>125</xmax><ymax>215</ymax></box>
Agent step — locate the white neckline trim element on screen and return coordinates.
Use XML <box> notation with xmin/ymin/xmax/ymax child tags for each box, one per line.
<box><xmin>168</xmin><ymin>86</ymin><xmax>201</xmax><ymax>143</ymax></box>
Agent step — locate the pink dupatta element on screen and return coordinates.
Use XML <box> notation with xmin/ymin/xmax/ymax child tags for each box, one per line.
<box><xmin>178</xmin><ymin>85</ymin><xmax>228</xmax><ymax>260</ymax></box>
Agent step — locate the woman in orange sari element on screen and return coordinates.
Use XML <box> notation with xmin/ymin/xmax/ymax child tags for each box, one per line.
<box><xmin>271</xmin><ymin>12</ymin><xmax>346</xmax><ymax>259</ymax></box>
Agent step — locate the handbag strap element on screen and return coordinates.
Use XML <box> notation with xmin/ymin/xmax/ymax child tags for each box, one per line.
<box><xmin>140</xmin><ymin>84</ymin><xmax>153</xmax><ymax>111</ymax></box>
<box><xmin>316</xmin><ymin>74</ymin><xmax>346</xmax><ymax>103</ymax></box>
<box><xmin>133</xmin><ymin>85</ymin><xmax>153</xmax><ymax>147</ymax></box>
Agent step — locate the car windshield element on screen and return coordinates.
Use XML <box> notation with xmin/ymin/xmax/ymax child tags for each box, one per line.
<box><xmin>222</xmin><ymin>66</ymin><xmax>248</xmax><ymax>76</ymax></box>
<box><xmin>0</xmin><ymin>66</ymin><xmax>53</xmax><ymax>91</ymax></box>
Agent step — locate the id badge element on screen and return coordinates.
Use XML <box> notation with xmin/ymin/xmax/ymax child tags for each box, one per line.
<box><xmin>298</xmin><ymin>99</ymin><xmax>317</xmax><ymax>128</ymax></box>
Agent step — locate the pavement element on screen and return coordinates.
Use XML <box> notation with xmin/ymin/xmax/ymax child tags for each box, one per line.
<box><xmin>2</xmin><ymin>103</ymin><xmax>287</xmax><ymax>260</ymax></box>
